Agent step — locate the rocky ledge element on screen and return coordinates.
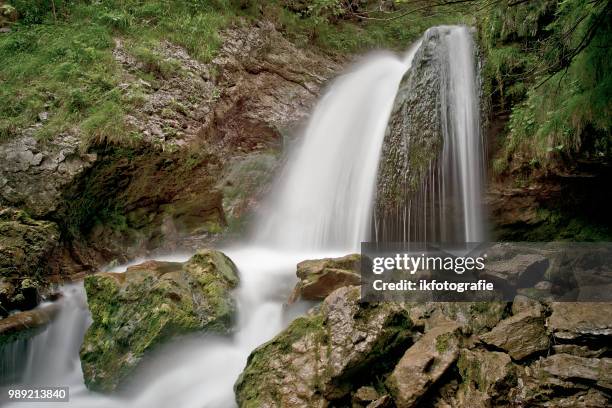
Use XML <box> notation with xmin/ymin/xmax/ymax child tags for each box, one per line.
<box><xmin>80</xmin><ymin>249</ymin><xmax>239</xmax><ymax>392</ymax></box>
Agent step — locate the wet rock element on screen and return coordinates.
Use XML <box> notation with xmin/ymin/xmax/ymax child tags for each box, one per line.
<box><xmin>539</xmin><ymin>354</ymin><xmax>612</xmax><ymax>390</ymax></box>
<box><xmin>0</xmin><ymin>303</ymin><xmax>60</xmax><ymax>344</ymax></box>
<box><xmin>548</xmin><ymin>302</ymin><xmax>612</xmax><ymax>340</ymax></box>
<box><xmin>288</xmin><ymin>254</ymin><xmax>361</xmax><ymax>303</ymax></box>
<box><xmin>0</xmin><ymin>134</ymin><xmax>96</xmax><ymax>217</ymax></box>
<box><xmin>386</xmin><ymin>322</ymin><xmax>461</xmax><ymax>408</ymax></box>
<box><xmin>0</xmin><ymin>207</ymin><xmax>60</xmax><ymax>314</ymax></box>
<box><xmin>234</xmin><ymin>286</ymin><xmax>412</xmax><ymax>408</ymax></box>
<box><xmin>375</xmin><ymin>28</ymin><xmax>445</xmax><ymax>240</ymax></box>
<box><xmin>480</xmin><ymin>306</ymin><xmax>549</xmax><ymax>360</ymax></box>
<box><xmin>80</xmin><ymin>249</ymin><xmax>239</xmax><ymax>392</ymax></box>
<box><xmin>455</xmin><ymin>349</ymin><xmax>516</xmax><ymax>407</ymax></box>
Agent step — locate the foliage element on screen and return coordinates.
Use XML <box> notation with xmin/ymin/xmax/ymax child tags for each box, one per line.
<box><xmin>479</xmin><ymin>0</ymin><xmax>611</xmax><ymax>173</ymax></box>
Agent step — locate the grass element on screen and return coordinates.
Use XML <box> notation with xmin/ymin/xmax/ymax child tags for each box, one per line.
<box><xmin>0</xmin><ymin>0</ymin><xmax>471</xmax><ymax>148</ymax></box>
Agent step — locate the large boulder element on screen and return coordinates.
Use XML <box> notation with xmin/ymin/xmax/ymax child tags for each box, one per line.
<box><xmin>0</xmin><ymin>207</ymin><xmax>60</xmax><ymax>314</ymax></box>
<box><xmin>288</xmin><ymin>254</ymin><xmax>361</xmax><ymax>303</ymax></box>
<box><xmin>80</xmin><ymin>249</ymin><xmax>239</xmax><ymax>392</ymax></box>
<box><xmin>234</xmin><ymin>286</ymin><xmax>413</xmax><ymax>408</ymax></box>
<box><xmin>386</xmin><ymin>322</ymin><xmax>461</xmax><ymax>408</ymax></box>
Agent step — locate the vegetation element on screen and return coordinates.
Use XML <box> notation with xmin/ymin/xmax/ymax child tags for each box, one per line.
<box><xmin>478</xmin><ymin>0</ymin><xmax>611</xmax><ymax>173</ymax></box>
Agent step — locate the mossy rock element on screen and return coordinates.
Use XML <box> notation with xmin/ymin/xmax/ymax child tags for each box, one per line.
<box><xmin>234</xmin><ymin>286</ymin><xmax>413</xmax><ymax>408</ymax></box>
<box><xmin>80</xmin><ymin>249</ymin><xmax>239</xmax><ymax>392</ymax></box>
<box><xmin>0</xmin><ymin>207</ymin><xmax>60</xmax><ymax>314</ymax></box>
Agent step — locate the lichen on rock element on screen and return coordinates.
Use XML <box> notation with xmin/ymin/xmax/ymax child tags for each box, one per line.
<box><xmin>80</xmin><ymin>249</ymin><xmax>239</xmax><ymax>392</ymax></box>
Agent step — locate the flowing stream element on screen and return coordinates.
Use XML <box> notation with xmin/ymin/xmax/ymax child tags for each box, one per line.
<box><xmin>1</xmin><ymin>26</ymin><xmax>483</xmax><ymax>408</ymax></box>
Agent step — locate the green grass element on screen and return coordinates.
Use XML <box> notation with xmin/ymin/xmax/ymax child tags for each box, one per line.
<box><xmin>0</xmin><ymin>0</ymin><xmax>472</xmax><ymax>148</ymax></box>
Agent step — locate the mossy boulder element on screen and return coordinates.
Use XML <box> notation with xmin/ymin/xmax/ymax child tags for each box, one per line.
<box><xmin>234</xmin><ymin>286</ymin><xmax>413</xmax><ymax>408</ymax></box>
<box><xmin>80</xmin><ymin>249</ymin><xmax>239</xmax><ymax>392</ymax></box>
<box><xmin>0</xmin><ymin>207</ymin><xmax>60</xmax><ymax>314</ymax></box>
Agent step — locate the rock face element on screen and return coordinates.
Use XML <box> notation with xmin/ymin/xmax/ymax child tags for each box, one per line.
<box><xmin>374</xmin><ymin>28</ymin><xmax>445</xmax><ymax>241</ymax></box>
<box><xmin>0</xmin><ymin>134</ymin><xmax>97</xmax><ymax>218</ymax></box>
<box><xmin>386</xmin><ymin>322</ymin><xmax>461</xmax><ymax>408</ymax></box>
<box><xmin>0</xmin><ymin>207</ymin><xmax>60</xmax><ymax>314</ymax></box>
<box><xmin>288</xmin><ymin>254</ymin><xmax>361</xmax><ymax>303</ymax></box>
<box><xmin>234</xmin><ymin>286</ymin><xmax>412</xmax><ymax>408</ymax></box>
<box><xmin>80</xmin><ymin>249</ymin><xmax>239</xmax><ymax>392</ymax></box>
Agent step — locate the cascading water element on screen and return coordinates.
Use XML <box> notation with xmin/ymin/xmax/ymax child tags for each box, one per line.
<box><xmin>1</xmin><ymin>47</ymin><xmax>418</xmax><ymax>408</ymax></box>
<box><xmin>0</xmin><ymin>25</ymin><xmax>484</xmax><ymax>408</ymax></box>
<box><xmin>374</xmin><ymin>26</ymin><xmax>486</xmax><ymax>243</ymax></box>
<box><xmin>255</xmin><ymin>50</ymin><xmax>418</xmax><ymax>251</ymax></box>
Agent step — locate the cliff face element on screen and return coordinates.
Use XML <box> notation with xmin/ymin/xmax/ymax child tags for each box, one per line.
<box><xmin>0</xmin><ymin>20</ymin><xmax>343</xmax><ymax>313</ymax></box>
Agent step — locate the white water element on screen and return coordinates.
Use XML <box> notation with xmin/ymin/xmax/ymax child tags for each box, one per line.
<box><xmin>440</xmin><ymin>26</ymin><xmax>485</xmax><ymax>242</ymax></box>
<box><xmin>255</xmin><ymin>49</ymin><xmax>418</xmax><ymax>251</ymax></box>
<box><xmin>1</xmin><ymin>48</ymin><xmax>421</xmax><ymax>408</ymax></box>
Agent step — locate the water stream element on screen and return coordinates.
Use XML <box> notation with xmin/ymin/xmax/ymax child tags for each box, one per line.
<box><xmin>1</xmin><ymin>26</ymin><xmax>483</xmax><ymax>408</ymax></box>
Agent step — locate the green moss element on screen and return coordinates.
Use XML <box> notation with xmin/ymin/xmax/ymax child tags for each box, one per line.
<box><xmin>81</xmin><ymin>250</ymin><xmax>239</xmax><ymax>392</ymax></box>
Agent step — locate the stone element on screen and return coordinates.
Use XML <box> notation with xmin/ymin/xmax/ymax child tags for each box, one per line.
<box><xmin>234</xmin><ymin>286</ymin><xmax>412</xmax><ymax>408</ymax></box>
<box><xmin>480</xmin><ymin>310</ymin><xmax>549</xmax><ymax>360</ymax></box>
<box><xmin>552</xmin><ymin>344</ymin><xmax>606</xmax><ymax>358</ymax></box>
<box><xmin>0</xmin><ymin>134</ymin><xmax>97</xmax><ymax>218</ymax></box>
<box><xmin>539</xmin><ymin>354</ymin><xmax>612</xmax><ymax>390</ymax></box>
<box><xmin>289</xmin><ymin>254</ymin><xmax>361</xmax><ymax>303</ymax></box>
<box><xmin>0</xmin><ymin>303</ymin><xmax>60</xmax><ymax>344</ymax></box>
<box><xmin>511</xmin><ymin>294</ymin><xmax>543</xmax><ymax>315</ymax></box>
<box><xmin>455</xmin><ymin>349</ymin><xmax>516</xmax><ymax>407</ymax></box>
<box><xmin>352</xmin><ymin>386</ymin><xmax>379</xmax><ymax>407</ymax></box>
<box><xmin>80</xmin><ymin>249</ymin><xmax>239</xmax><ymax>392</ymax></box>
<box><xmin>0</xmin><ymin>207</ymin><xmax>60</xmax><ymax>314</ymax></box>
<box><xmin>366</xmin><ymin>395</ymin><xmax>393</xmax><ymax>408</ymax></box>
<box><xmin>548</xmin><ymin>302</ymin><xmax>612</xmax><ymax>340</ymax></box>
<box><xmin>386</xmin><ymin>322</ymin><xmax>461</xmax><ymax>408</ymax></box>
<box><xmin>481</xmin><ymin>253</ymin><xmax>549</xmax><ymax>288</ymax></box>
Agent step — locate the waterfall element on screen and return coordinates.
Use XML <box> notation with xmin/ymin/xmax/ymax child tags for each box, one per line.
<box><xmin>254</xmin><ymin>49</ymin><xmax>418</xmax><ymax>251</ymax></box>
<box><xmin>374</xmin><ymin>26</ymin><xmax>486</xmax><ymax>243</ymax></box>
<box><xmin>1</xmin><ymin>26</ymin><xmax>486</xmax><ymax>408</ymax></box>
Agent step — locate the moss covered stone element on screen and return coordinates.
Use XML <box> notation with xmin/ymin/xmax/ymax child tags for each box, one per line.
<box><xmin>0</xmin><ymin>207</ymin><xmax>60</xmax><ymax>314</ymax></box>
<box><xmin>234</xmin><ymin>286</ymin><xmax>412</xmax><ymax>408</ymax></box>
<box><xmin>80</xmin><ymin>248</ymin><xmax>239</xmax><ymax>392</ymax></box>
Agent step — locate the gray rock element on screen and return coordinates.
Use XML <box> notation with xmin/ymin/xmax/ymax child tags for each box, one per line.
<box><xmin>0</xmin><ymin>134</ymin><xmax>96</xmax><ymax>217</ymax></box>
<box><xmin>481</xmin><ymin>253</ymin><xmax>549</xmax><ymax>288</ymax></box>
<box><xmin>386</xmin><ymin>322</ymin><xmax>461</xmax><ymax>408</ymax></box>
